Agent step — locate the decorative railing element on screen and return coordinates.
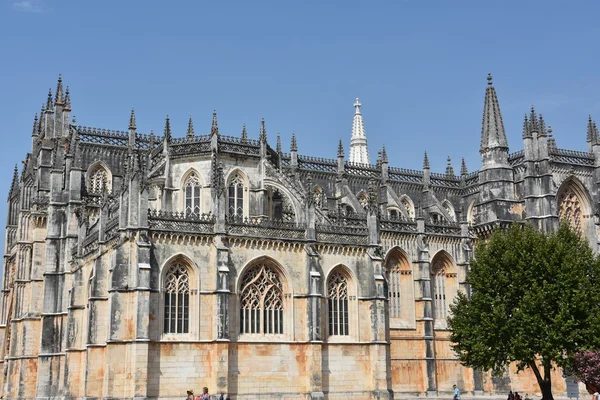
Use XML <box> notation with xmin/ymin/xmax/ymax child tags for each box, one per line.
<box><xmin>345</xmin><ymin>161</ymin><xmax>380</xmax><ymax>178</ymax></box>
<box><xmin>226</xmin><ymin>216</ymin><xmax>306</xmax><ymax>240</ymax></box>
<box><xmin>464</xmin><ymin>171</ymin><xmax>479</xmax><ymax>187</ymax></box>
<box><xmin>550</xmin><ymin>148</ymin><xmax>595</xmax><ymax>166</ymax></box>
<box><xmin>425</xmin><ymin>220</ymin><xmax>462</xmax><ymax>236</ymax></box>
<box><xmin>316</xmin><ymin>220</ymin><xmax>369</xmax><ymax>245</ymax></box>
<box><xmin>380</xmin><ymin>217</ymin><xmax>418</xmax><ymax>233</ymax></box>
<box><xmin>78</xmin><ymin>126</ymin><xmax>129</xmax><ymax>146</ymax></box>
<box><xmin>171</xmin><ymin>135</ymin><xmax>211</xmax><ymax>145</ymax></box>
<box><xmin>219</xmin><ymin>135</ymin><xmax>259</xmax><ymax>147</ymax></box>
<box><xmin>219</xmin><ymin>140</ymin><xmax>260</xmax><ymax>156</ymax></box>
<box><xmin>148</xmin><ymin>209</ymin><xmax>215</xmax><ymax>234</ymax></box>
<box><xmin>296</xmin><ymin>155</ymin><xmax>338</xmax><ymax>173</ymax></box>
<box><xmin>430</xmin><ymin>172</ymin><xmax>461</xmax><ymax>188</ymax></box>
<box><xmin>170</xmin><ymin>140</ymin><xmax>212</xmax><ymax>157</ymax></box>
<box><xmin>103</xmin><ymin>216</ymin><xmax>119</xmax><ymax>242</ymax></box>
<box><xmin>388</xmin><ymin>166</ymin><xmax>423</xmax><ymax>183</ymax></box>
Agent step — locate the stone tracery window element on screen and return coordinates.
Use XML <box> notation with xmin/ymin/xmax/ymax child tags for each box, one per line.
<box><xmin>184</xmin><ymin>172</ymin><xmax>201</xmax><ymax>216</ymax></box>
<box><xmin>88</xmin><ymin>165</ymin><xmax>111</xmax><ymax>194</ymax></box>
<box><xmin>432</xmin><ymin>267</ymin><xmax>447</xmax><ymax>320</ymax></box>
<box><xmin>558</xmin><ymin>185</ymin><xmax>583</xmax><ymax>232</ymax></box>
<box><xmin>163</xmin><ymin>263</ymin><xmax>190</xmax><ymax>334</ymax></box>
<box><xmin>386</xmin><ymin>249</ymin><xmax>413</xmax><ymax>320</ymax></box>
<box><xmin>228</xmin><ymin>173</ymin><xmax>244</xmax><ymax>218</ymax></box>
<box><xmin>430</xmin><ymin>251</ymin><xmax>457</xmax><ymax>329</ymax></box>
<box><xmin>239</xmin><ymin>264</ymin><xmax>284</xmax><ymax>335</ymax></box>
<box><xmin>328</xmin><ymin>270</ymin><xmax>349</xmax><ymax>336</ymax></box>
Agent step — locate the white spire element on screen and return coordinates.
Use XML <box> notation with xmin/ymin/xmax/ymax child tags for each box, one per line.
<box><xmin>349</xmin><ymin>97</ymin><xmax>370</xmax><ymax>164</ymax></box>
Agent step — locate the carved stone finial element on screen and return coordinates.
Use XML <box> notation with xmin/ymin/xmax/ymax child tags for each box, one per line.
<box><xmin>337</xmin><ymin>139</ymin><xmax>344</xmax><ymax>158</ymax></box>
<box><xmin>487</xmin><ymin>73</ymin><xmax>493</xmax><ymax>86</ymax></box>
<box><xmin>460</xmin><ymin>157</ymin><xmax>468</xmax><ymax>176</ymax></box>
<box><xmin>423</xmin><ymin>152</ymin><xmax>430</xmax><ymax>169</ymax></box>
<box><xmin>46</xmin><ymin>88</ymin><xmax>53</xmax><ymax>110</ymax></box>
<box><xmin>259</xmin><ymin>118</ymin><xmax>267</xmax><ymax>142</ymax></box>
<box><xmin>55</xmin><ymin>74</ymin><xmax>64</xmax><ymax>104</ymax></box>
<box><xmin>211</xmin><ymin>110</ymin><xmax>219</xmax><ymax>136</ymax></box>
<box><xmin>163</xmin><ymin>115</ymin><xmax>172</xmax><ymax>142</ymax></box>
<box><xmin>381</xmin><ymin>145</ymin><xmax>388</xmax><ymax>163</ymax></box>
<box><xmin>587</xmin><ymin>115</ymin><xmax>597</xmax><ymax>143</ymax></box>
<box><xmin>129</xmin><ymin>108</ymin><xmax>136</xmax><ymax>130</ymax></box>
<box><xmin>522</xmin><ymin>114</ymin><xmax>531</xmax><ymax>139</ymax></box>
<box><xmin>445</xmin><ymin>156</ymin><xmax>454</xmax><ymax>176</ymax></box>
<box><xmin>241</xmin><ymin>123</ymin><xmax>248</xmax><ymax>143</ymax></box>
<box><xmin>276</xmin><ymin>133</ymin><xmax>282</xmax><ymax>153</ymax></box>
<box><xmin>64</xmin><ymin>86</ymin><xmax>71</xmax><ymax>110</ymax></box>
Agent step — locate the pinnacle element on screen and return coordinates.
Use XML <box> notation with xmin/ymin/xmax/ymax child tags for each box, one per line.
<box><xmin>290</xmin><ymin>131</ymin><xmax>298</xmax><ymax>152</ymax></box>
<box><xmin>164</xmin><ymin>115</ymin><xmax>172</xmax><ymax>140</ymax></box>
<box><xmin>241</xmin><ymin>124</ymin><xmax>248</xmax><ymax>142</ymax></box>
<box><xmin>259</xmin><ymin>118</ymin><xmax>267</xmax><ymax>142</ymax></box>
<box><xmin>381</xmin><ymin>145</ymin><xmax>388</xmax><ymax>163</ymax></box>
<box><xmin>423</xmin><ymin>152</ymin><xmax>430</xmax><ymax>169</ymax></box>
<box><xmin>548</xmin><ymin>126</ymin><xmax>557</xmax><ymax>150</ymax></box>
<box><xmin>480</xmin><ymin>73</ymin><xmax>508</xmax><ymax>152</ymax></box>
<box><xmin>587</xmin><ymin>115</ymin><xmax>597</xmax><ymax>142</ymax></box>
<box><xmin>211</xmin><ymin>110</ymin><xmax>219</xmax><ymax>136</ymax></box>
<box><xmin>529</xmin><ymin>106</ymin><xmax>539</xmax><ymax>132</ymax></box>
<box><xmin>337</xmin><ymin>139</ymin><xmax>344</xmax><ymax>158</ymax></box>
<box><xmin>538</xmin><ymin>114</ymin><xmax>547</xmax><ymax>137</ymax></box>
<box><xmin>276</xmin><ymin>133</ymin><xmax>282</xmax><ymax>153</ymax></box>
<box><xmin>32</xmin><ymin>113</ymin><xmax>38</xmax><ymax>137</ymax></box>
<box><xmin>460</xmin><ymin>158</ymin><xmax>468</xmax><ymax>175</ymax></box>
<box><xmin>55</xmin><ymin>74</ymin><xmax>64</xmax><ymax>104</ymax></box>
<box><xmin>129</xmin><ymin>108</ymin><xmax>136</xmax><ymax>130</ymax></box>
<box><xmin>522</xmin><ymin>114</ymin><xmax>531</xmax><ymax>139</ymax></box>
<box><xmin>10</xmin><ymin>164</ymin><xmax>19</xmax><ymax>193</ymax></box>
<box><xmin>445</xmin><ymin>156</ymin><xmax>454</xmax><ymax>176</ymax></box>
<box><xmin>64</xmin><ymin>86</ymin><xmax>71</xmax><ymax>109</ymax></box>
<box><xmin>187</xmin><ymin>115</ymin><xmax>195</xmax><ymax>138</ymax></box>
<box><xmin>487</xmin><ymin>73</ymin><xmax>493</xmax><ymax>86</ymax></box>
<box><xmin>46</xmin><ymin>88</ymin><xmax>53</xmax><ymax>110</ymax></box>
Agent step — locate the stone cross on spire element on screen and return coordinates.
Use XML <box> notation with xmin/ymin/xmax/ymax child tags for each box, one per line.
<box><xmin>349</xmin><ymin>97</ymin><xmax>370</xmax><ymax>165</ymax></box>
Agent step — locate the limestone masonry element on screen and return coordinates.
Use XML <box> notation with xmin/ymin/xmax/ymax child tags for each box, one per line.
<box><xmin>0</xmin><ymin>74</ymin><xmax>596</xmax><ymax>399</ymax></box>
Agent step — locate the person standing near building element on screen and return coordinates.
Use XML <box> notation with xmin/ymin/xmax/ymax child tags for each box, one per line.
<box><xmin>453</xmin><ymin>385</ymin><xmax>461</xmax><ymax>400</ymax></box>
<box><xmin>200</xmin><ymin>387</ymin><xmax>210</xmax><ymax>400</ymax></box>
<box><xmin>186</xmin><ymin>390</ymin><xmax>194</xmax><ymax>400</ymax></box>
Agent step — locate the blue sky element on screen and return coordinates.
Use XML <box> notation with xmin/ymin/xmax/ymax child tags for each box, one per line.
<box><xmin>1</xmin><ymin>0</ymin><xmax>600</xmax><ymax>258</ymax></box>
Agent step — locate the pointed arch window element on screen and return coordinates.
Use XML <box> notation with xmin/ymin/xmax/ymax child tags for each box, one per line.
<box><xmin>240</xmin><ymin>264</ymin><xmax>284</xmax><ymax>335</ymax></box>
<box><xmin>228</xmin><ymin>173</ymin><xmax>244</xmax><ymax>218</ymax></box>
<box><xmin>328</xmin><ymin>271</ymin><xmax>349</xmax><ymax>336</ymax></box>
<box><xmin>184</xmin><ymin>172</ymin><xmax>201</xmax><ymax>216</ymax></box>
<box><xmin>89</xmin><ymin>165</ymin><xmax>111</xmax><ymax>194</ymax></box>
<box><xmin>163</xmin><ymin>263</ymin><xmax>190</xmax><ymax>334</ymax></box>
<box><xmin>558</xmin><ymin>184</ymin><xmax>584</xmax><ymax>232</ymax></box>
<box><xmin>433</xmin><ymin>270</ymin><xmax>447</xmax><ymax>320</ymax></box>
<box><xmin>431</xmin><ymin>252</ymin><xmax>457</xmax><ymax>329</ymax></box>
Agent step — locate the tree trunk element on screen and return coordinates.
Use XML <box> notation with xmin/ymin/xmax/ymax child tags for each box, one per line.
<box><xmin>528</xmin><ymin>361</ymin><xmax>554</xmax><ymax>400</ymax></box>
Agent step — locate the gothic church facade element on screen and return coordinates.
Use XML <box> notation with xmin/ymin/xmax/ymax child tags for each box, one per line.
<box><xmin>0</xmin><ymin>74</ymin><xmax>596</xmax><ymax>399</ymax></box>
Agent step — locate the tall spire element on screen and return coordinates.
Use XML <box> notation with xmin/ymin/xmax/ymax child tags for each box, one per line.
<box><xmin>55</xmin><ymin>74</ymin><xmax>64</xmax><ymax>105</ymax></box>
<box><xmin>211</xmin><ymin>110</ymin><xmax>219</xmax><ymax>136</ymax></box>
<box><xmin>187</xmin><ymin>115</ymin><xmax>195</xmax><ymax>138</ymax></box>
<box><xmin>290</xmin><ymin>131</ymin><xmax>298</xmax><ymax>152</ymax></box>
<box><xmin>349</xmin><ymin>97</ymin><xmax>370</xmax><ymax>164</ymax></box>
<box><xmin>445</xmin><ymin>156</ymin><xmax>455</xmax><ymax>176</ymax></box>
<box><xmin>460</xmin><ymin>158</ymin><xmax>468</xmax><ymax>176</ymax></box>
<box><xmin>480</xmin><ymin>74</ymin><xmax>508</xmax><ymax>152</ymax></box>
<box><xmin>129</xmin><ymin>108</ymin><xmax>136</xmax><ymax>130</ymax></box>
<box><xmin>423</xmin><ymin>152</ymin><xmax>430</xmax><ymax>169</ymax></box>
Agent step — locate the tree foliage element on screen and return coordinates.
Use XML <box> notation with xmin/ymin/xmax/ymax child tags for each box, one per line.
<box><xmin>448</xmin><ymin>224</ymin><xmax>600</xmax><ymax>400</ymax></box>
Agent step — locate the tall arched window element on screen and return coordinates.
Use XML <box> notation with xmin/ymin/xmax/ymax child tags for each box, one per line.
<box><xmin>87</xmin><ymin>163</ymin><xmax>112</xmax><ymax>194</ymax></box>
<box><xmin>184</xmin><ymin>172</ymin><xmax>201</xmax><ymax>216</ymax></box>
<box><xmin>557</xmin><ymin>182</ymin><xmax>585</xmax><ymax>232</ymax></box>
<box><xmin>163</xmin><ymin>262</ymin><xmax>190</xmax><ymax>334</ymax></box>
<box><xmin>431</xmin><ymin>251</ymin><xmax>457</xmax><ymax>329</ymax></box>
<box><xmin>328</xmin><ymin>270</ymin><xmax>349</xmax><ymax>336</ymax></box>
<box><xmin>239</xmin><ymin>264</ymin><xmax>283</xmax><ymax>335</ymax></box>
<box><xmin>386</xmin><ymin>248</ymin><xmax>413</xmax><ymax>323</ymax></box>
<box><xmin>228</xmin><ymin>173</ymin><xmax>244</xmax><ymax>218</ymax></box>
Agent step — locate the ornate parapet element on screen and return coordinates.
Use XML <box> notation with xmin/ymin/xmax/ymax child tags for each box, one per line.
<box><xmin>380</xmin><ymin>216</ymin><xmax>418</xmax><ymax>233</ymax></box>
<box><xmin>225</xmin><ymin>216</ymin><xmax>306</xmax><ymax>240</ymax></box>
<box><xmin>424</xmin><ymin>219</ymin><xmax>462</xmax><ymax>236</ymax></box>
<box><xmin>148</xmin><ymin>209</ymin><xmax>215</xmax><ymax>234</ymax></box>
<box><xmin>316</xmin><ymin>215</ymin><xmax>369</xmax><ymax>245</ymax></box>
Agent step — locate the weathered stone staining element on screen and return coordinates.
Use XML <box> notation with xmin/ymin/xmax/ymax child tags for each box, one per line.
<box><xmin>0</xmin><ymin>74</ymin><xmax>595</xmax><ymax>399</ymax></box>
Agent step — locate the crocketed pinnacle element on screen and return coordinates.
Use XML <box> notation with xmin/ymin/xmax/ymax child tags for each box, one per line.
<box><xmin>10</xmin><ymin>164</ymin><xmax>19</xmax><ymax>195</ymax></box>
<box><xmin>46</xmin><ymin>88</ymin><xmax>53</xmax><ymax>110</ymax></box>
<box><xmin>522</xmin><ymin>114</ymin><xmax>532</xmax><ymax>139</ymax></box>
<box><xmin>480</xmin><ymin>73</ymin><xmax>508</xmax><ymax>152</ymax></box>
<box><xmin>538</xmin><ymin>114</ymin><xmax>547</xmax><ymax>137</ymax></box>
<box><xmin>350</xmin><ymin>97</ymin><xmax>370</xmax><ymax>164</ymax></box>
<box><xmin>187</xmin><ymin>116</ymin><xmax>194</xmax><ymax>138</ymax></box>
<box><xmin>276</xmin><ymin>133</ymin><xmax>282</xmax><ymax>153</ymax></box>
<box><xmin>548</xmin><ymin>126</ymin><xmax>557</xmax><ymax>150</ymax></box>
<box><xmin>337</xmin><ymin>139</ymin><xmax>344</xmax><ymax>158</ymax></box>
<box><xmin>381</xmin><ymin>145</ymin><xmax>388</xmax><ymax>163</ymax></box>
<box><xmin>423</xmin><ymin>152</ymin><xmax>430</xmax><ymax>169</ymax></box>
<box><xmin>259</xmin><ymin>118</ymin><xmax>267</xmax><ymax>142</ymax></box>
<box><xmin>32</xmin><ymin>113</ymin><xmax>39</xmax><ymax>137</ymax></box>
<box><xmin>129</xmin><ymin>108</ymin><xmax>136</xmax><ymax>130</ymax></box>
<box><xmin>163</xmin><ymin>115</ymin><xmax>172</xmax><ymax>141</ymax></box>
<box><xmin>241</xmin><ymin>124</ymin><xmax>248</xmax><ymax>142</ymax></box>
<box><xmin>290</xmin><ymin>131</ymin><xmax>298</xmax><ymax>152</ymax></box>
<box><xmin>445</xmin><ymin>156</ymin><xmax>454</xmax><ymax>176</ymax></box>
<box><xmin>529</xmin><ymin>106</ymin><xmax>539</xmax><ymax>133</ymax></box>
<box><xmin>64</xmin><ymin>86</ymin><xmax>71</xmax><ymax>110</ymax></box>
<box><xmin>55</xmin><ymin>74</ymin><xmax>64</xmax><ymax>104</ymax></box>
<box><xmin>460</xmin><ymin>158</ymin><xmax>468</xmax><ymax>176</ymax></box>
<box><xmin>587</xmin><ymin>115</ymin><xmax>597</xmax><ymax>143</ymax></box>
<box><xmin>211</xmin><ymin>110</ymin><xmax>219</xmax><ymax>136</ymax></box>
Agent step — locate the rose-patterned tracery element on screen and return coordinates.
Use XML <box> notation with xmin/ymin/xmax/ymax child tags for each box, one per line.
<box><xmin>240</xmin><ymin>264</ymin><xmax>284</xmax><ymax>334</ymax></box>
<box><xmin>558</xmin><ymin>186</ymin><xmax>583</xmax><ymax>232</ymax></box>
<box><xmin>328</xmin><ymin>270</ymin><xmax>349</xmax><ymax>336</ymax></box>
<box><xmin>163</xmin><ymin>262</ymin><xmax>190</xmax><ymax>334</ymax></box>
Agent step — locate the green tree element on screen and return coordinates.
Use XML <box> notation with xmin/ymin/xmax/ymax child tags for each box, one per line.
<box><xmin>448</xmin><ymin>224</ymin><xmax>600</xmax><ymax>400</ymax></box>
